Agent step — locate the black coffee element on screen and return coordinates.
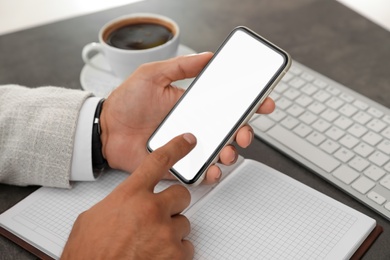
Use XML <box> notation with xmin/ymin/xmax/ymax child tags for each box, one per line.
<box><xmin>106</xmin><ymin>23</ymin><xmax>174</xmax><ymax>50</ymax></box>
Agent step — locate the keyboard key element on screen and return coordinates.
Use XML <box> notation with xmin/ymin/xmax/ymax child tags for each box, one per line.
<box><xmin>362</xmin><ymin>131</ymin><xmax>383</xmax><ymax>146</ymax></box>
<box><xmin>289</xmin><ymin>66</ymin><xmax>302</xmax><ymax>75</ymax></box>
<box><xmin>334</xmin><ymin>116</ymin><xmax>353</xmax><ymax>130</ymax></box>
<box><xmin>368</xmin><ymin>107</ymin><xmax>384</xmax><ymax>118</ymax></box>
<box><xmin>286</xmin><ymin>104</ymin><xmax>305</xmax><ymax>117</ymax></box>
<box><xmin>352</xmin><ymin>176</ymin><xmax>375</xmax><ymax>194</ymax></box>
<box><xmin>301</xmin><ymin>84</ymin><xmax>318</xmax><ymax>96</ymax></box>
<box><xmin>380</xmin><ymin>175</ymin><xmax>390</xmax><ymax>190</ymax></box>
<box><xmin>354</xmin><ymin>142</ymin><xmax>374</xmax><ymax>158</ymax></box>
<box><xmin>312</xmin><ymin>119</ymin><xmax>331</xmax><ymax>132</ymax></box>
<box><xmin>325</xmin><ymin>85</ymin><xmax>341</xmax><ymax>96</ymax></box>
<box><xmin>320</xmin><ymin>139</ymin><xmax>340</xmax><ymax>154</ymax></box>
<box><xmin>325</xmin><ymin>126</ymin><xmax>345</xmax><ymax>141</ymax></box>
<box><xmin>295</xmin><ymin>95</ymin><xmax>313</xmax><ymax>107</ymax></box>
<box><xmin>352</xmin><ymin>111</ymin><xmax>372</xmax><ymax>125</ymax></box>
<box><xmin>268</xmin><ymin>109</ymin><xmax>287</xmax><ymax>122</ymax></box>
<box><xmin>308</xmin><ymin>102</ymin><xmax>326</xmax><ymax>114</ymax></box>
<box><xmin>326</xmin><ymin>97</ymin><xmax>344</xmax><ymax>110</ymax></box>
<box><xmin>321</xmin><ymin>109</ymin><xmax>340</xmax><ymax>122</ymax></box>
<box><xmin>334</xmin><ymin>147</ymin><xmax>355</xmax><ymax>163</ymax></box>
<box><xmin>339</xmin><ymin>104</ymin><xmax>358</xmax><ymax>117</ymax></box>
<box><xmin>381</xmin><ymin>127</ymin><xmax>390</xmax><ymax>139</ymax></box>
<box><xmin>276</xmin><ymin>97</ymin><xmax>292</xmax><ymax>110</ymax></box>
<box><xmin>348</xmin><ymin>124</ymin><xmax>368</xmax><ymax>138</ymax></box>
<box><xmin>385</xmin><ymin>202</ymin><xmax>390</xmax><ymax>211</ymax></box>
<box><xmin>333</xmin><ymin>165</ymin><xmax>359</xmax><ymax>184</ymax></box>
<box><xmin>251</xmin><ymin>116</ymin><xmax>275</xmax><ymax>132</ymax></box>
<box><xmin>274</xmin><ymin>82</ymin><xmax>289</xmax><ymax>93</ymax></box>
<box><xmin>339</xmin><ymin>134</ymin><xmax>359</xmax><ymax>149</ymax></box>
<box><xmin>378</xmin><ymin>140</ymin><xmax>390</xmax><ymax>155</ymax></box>
<box><xmin>281</xmin><ymin>116</ymin><xmax>299</xmax><ymax>129</ymax></box>
<box><xmin>368</xmin><ymin>151</ymin><xmax>390</xmax><ymax>167</ymax></box>
<box><xmin>299</xmin><ymin>111</ymin><xmax>318</xmax><ymax>125</ymax></box>
<box><xmin>313</xmin><ymin>79</ymin><xmax>327</xmax><ymax>88</ymax></box>
<box><xmin>293</xmin><ymin>123</ymin><xmax>312</xmax><ymax>138</ymax></box>
<box><xmin>306</xmin><ymin>131</ymin><xmax>326</xmax><ymax>146</ymax></box>
<box><xmin>267</xmin><ymin>125</ymin><xmax>340</xmax><ymax>172</ymax></box>
<box><xmin>364</xmin><ymin>165</ymin><xmax>386</xmax><ymax>181</ymax></box>
<box><xmin>367</xmin><ymin>191</ymin><xmax>386</xmax><ymax>205</ymax></box>
<box><xmin>339</xmin><ymin>93</ymin><xmax>355</xmax><ymax>103</ymax></box>
<box><xmin>384</xmin><ymin>115</ymin><xmax>390</xmax><ymax>124</ymax></box>
<box><xmin>353</xmin><ymin>100</ymin><xmax>369</xmax><ymax>110</ymax></box>
<box><xmin>300</xmin><ymin>71</ymin><xmax>314</xmax><ymax>81</ymax></box>
<box><xmin>366</xmin><ymin>118</ymin><xmax>387</xmax><ymax>133</ymax></box>
<box><xmin>349</xmin><ymin>156</ymin><xmax>370</xmax><ymax>171</ymax></box>
<box><xmin>313</xmin><ymin>90</ymin><xmax>331</xmax><ymax>102</ymax></box>
<box><xmin>284</xmin><ymin>88</ymin><xmax>300</xmax><ymax>100</ymax></box>
<box><xmin>269</xmin><ymin>92</ymin><xmax>280</xmax><ymax>101</ymax></box>
<box><xmin>289</xmin><ymin>78</ymin><xmax>306</xmax><ymax>89</ymax></box>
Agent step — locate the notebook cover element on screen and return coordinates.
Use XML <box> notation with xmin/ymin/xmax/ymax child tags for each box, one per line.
<box><xmin>0</xmin><ymin>224</ymin><xmax>383</xmax><ymax>260</ymax></box>
<box><xmin>0</xmin><ymin>226</ymin><xmax>54</xmax><ymax>260</ymax></box>
<box><xmin>350</xmin><ymin>224</ymin><xmax>383</xmax><ymax>260</ymax></box>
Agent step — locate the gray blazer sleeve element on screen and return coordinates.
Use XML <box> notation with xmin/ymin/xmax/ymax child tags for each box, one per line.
<box><xmin>0</xmin><ymin>85</ymin><xmax>93</xmax><ymax>188</ymax></box>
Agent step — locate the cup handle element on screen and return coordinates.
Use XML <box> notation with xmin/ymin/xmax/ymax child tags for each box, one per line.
<box><xmin>82</xmin><ymin>42</ymin><xmax>112</xmax><ymax>73</ymax></box>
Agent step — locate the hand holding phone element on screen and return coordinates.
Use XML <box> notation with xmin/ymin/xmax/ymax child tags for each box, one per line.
<box><xmin>147</xmin><ymin>26</ymin><xmax>291</xmax><ymax>185</ymax></box>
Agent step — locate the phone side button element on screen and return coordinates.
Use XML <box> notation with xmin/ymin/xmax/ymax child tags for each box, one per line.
<box><xmin>266</xmin><ymin>124</ymin><xmax>340</xmax><ymax>173</ymax></box>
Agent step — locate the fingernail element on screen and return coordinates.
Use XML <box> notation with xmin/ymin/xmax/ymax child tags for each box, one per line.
<box><xmin>248</xmin><ymin>130</ymin><xmax>253</xmax><ymax>144</ymax></box>
<box><xmin>215</xmin><ymin>168</ymin><xmax>222</xmax><ymax>181</ymax></box>
<box><xmin>230</xmin><ymin>150</ymin><xmax>237</xmax><ymax>164</ymax></box>
<box><xmin>183</xmin><ymin>133</ymin><xmax>196</xmax><ymax>144</ymax></box>
<box><xmin>242</xmin><ymin>130</ymin><xmax>253</xmax><ymax>148</ymax></box>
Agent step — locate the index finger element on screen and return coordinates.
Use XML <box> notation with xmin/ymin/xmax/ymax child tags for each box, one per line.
<box><xmin>128</xmin><ymin>133</ymin><xmax>197</xmax><ymax>191</ymax></box>
<box><xmin>256</xmin><ymin>97</ymin><xmax>275</xmax><ymax>114</ymax></box>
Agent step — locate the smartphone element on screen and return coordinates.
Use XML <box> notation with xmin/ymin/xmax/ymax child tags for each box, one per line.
<box><xmin>147</xmin><ymin>26</ymin><xmax>291</xmax><ymax>185</ymax></box>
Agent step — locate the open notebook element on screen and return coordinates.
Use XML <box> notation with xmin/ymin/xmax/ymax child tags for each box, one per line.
<box><xmin>0</xmin><ymin>157</ymin><xmax>381</xmax><ymax>259</ymax></box>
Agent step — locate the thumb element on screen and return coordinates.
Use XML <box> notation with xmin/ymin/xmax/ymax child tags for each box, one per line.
<box><xmin>142</xmin><ymin>52</ymin><xmax>213</xmax><ymax>87</ymax></box>
<box><xmin>126</xmin><ymin>133</ymin><xmax>197</xmax><ymax>192</ymax></box>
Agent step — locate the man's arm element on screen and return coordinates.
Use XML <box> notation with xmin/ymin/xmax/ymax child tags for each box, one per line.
<box><xmin>0</xmin><ymin>85</ymin><xmax>92</xmax><ymax>188</ymax></box>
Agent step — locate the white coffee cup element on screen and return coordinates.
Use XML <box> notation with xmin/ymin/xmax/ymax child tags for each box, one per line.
<box><xmin>82</xmin><ymin>13</ymin><xmax>180</xmax><ymax>80</ymax></box>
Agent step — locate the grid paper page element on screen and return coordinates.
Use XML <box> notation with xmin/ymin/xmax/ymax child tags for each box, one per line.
<box><xmin>16</xmin><ymin>172</ymin><xmax>126</xmax><ymax>239</ymax></box>
<box><xmin>185</xmin><ymin>160</ymin><xmax>374</xmax><ymax>260</ymax></box>
<box><xmin>0</xmin><ymin>169</ymin><xmax>216</xmax><ymax>258</ymax></box>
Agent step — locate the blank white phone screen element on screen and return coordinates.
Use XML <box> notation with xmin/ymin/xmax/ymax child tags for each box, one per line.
<box><xmin>148</xmin><ymin>28</ymin><xmax>287</xmax><ymax>183</ymax></box>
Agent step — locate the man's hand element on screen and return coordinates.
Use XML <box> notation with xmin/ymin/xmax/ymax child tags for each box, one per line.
<box><xmin>100</xmin><ymin>52</ymin><xmax>275</xmax><ymax>183</ymax></box>
<box><xmin>62</xmin><ymin>133</ymin><xmax>196</xmax><ymax>259</ymax></box>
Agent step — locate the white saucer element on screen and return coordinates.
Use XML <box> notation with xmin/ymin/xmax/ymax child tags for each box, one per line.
<box><xmin>80</xmin><ymin>44</ymin><xmax>196</xmax><ymax>97</ymax></box>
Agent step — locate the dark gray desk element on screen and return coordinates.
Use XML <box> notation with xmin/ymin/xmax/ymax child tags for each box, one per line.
<box><xmin>1</xmin><ymin>0</ymin><xmax>389</xmax><ymax>259</ymax></box>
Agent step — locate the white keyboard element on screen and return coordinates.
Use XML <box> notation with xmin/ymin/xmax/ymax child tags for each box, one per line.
<box><xmin>251</xmin><ymin>60</ymin><xmax>390</xmax><ymax>221</ymax></box>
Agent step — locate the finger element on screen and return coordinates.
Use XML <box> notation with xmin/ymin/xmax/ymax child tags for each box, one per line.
<box><xmin>203</xmin><ymin>165</ymin><xmax>222</xmax><ymax>184</ymax></box>
<box><xmin>219</xmin><ymin>145</ymin><xmax>238</xmax><ymax>165</ymax></box>
<box><xmin>144</xmin><ymin>52</ymin><xmax>213</xmax><ymax>86</ymax></box>
<box><xmin>129</xmin><ymin>133</ymin><xmax>197</xmax><ymax>191</ymax></box>
<box><xmin>235</xmin><ymin>125</ymin><xmax>254</xmax><ymax>148</ymax></box>
<box><xmin>181</xmin><ymin>240</ymin><xmax>195</xmax><ymax>260</ymax></box>
<box><xmin>171</xmin><ymin>214</ymin><xmax>192</xmax><ymax>240</ymax></box>
<box><xmin>256</xmin><ymin>97</ymin><xmax>275</xmax><ymax>114</ymax></box>
<box><xmin>158</xmin><ymin>184</ymin><xmax>191</xmax><ymax>215</ymax></box>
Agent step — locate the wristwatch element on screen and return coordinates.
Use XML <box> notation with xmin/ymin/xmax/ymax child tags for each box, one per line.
<box><xmin>92</xmin><ymin>98</ymin><xmax>108</xmax><ymax>174</ymax></box>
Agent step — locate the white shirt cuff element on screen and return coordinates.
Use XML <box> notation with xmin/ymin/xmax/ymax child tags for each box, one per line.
<box><xmin>70</xmin><ymin>97</ymin><xmax>102</xmax><ymax>181</ymax></box>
